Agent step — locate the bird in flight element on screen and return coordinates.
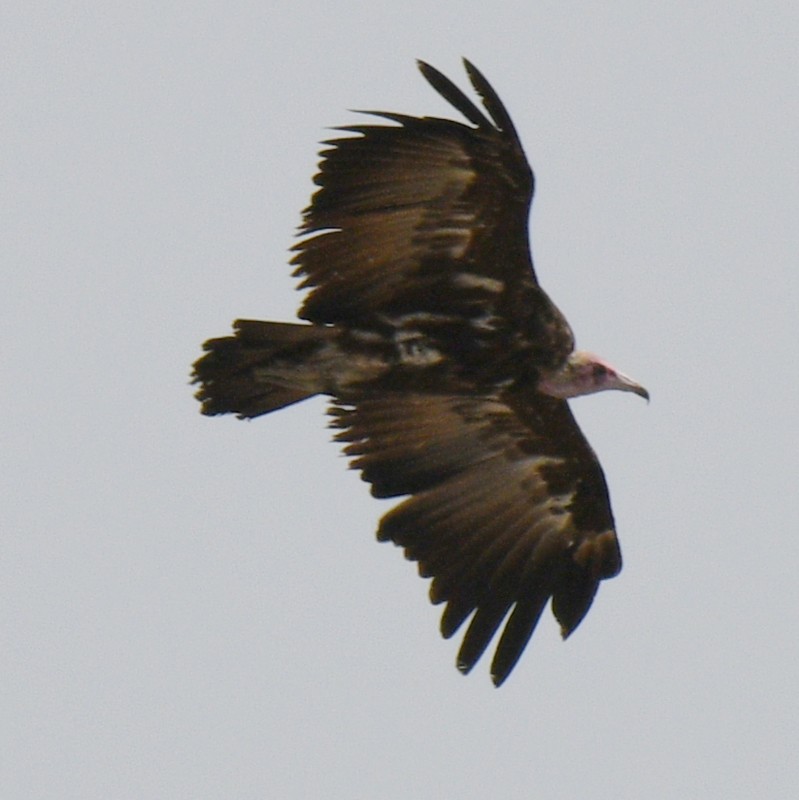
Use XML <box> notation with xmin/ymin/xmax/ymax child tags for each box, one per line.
<box><xmin>193</xmin><ymin>59</ymin><xmax>648</xmax><ymax>686</ymax></box>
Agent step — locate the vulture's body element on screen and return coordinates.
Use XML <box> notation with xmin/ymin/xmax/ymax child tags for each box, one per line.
<box><xmin>193</xmin><ymin>60</ymin><xmax>647</xmax><ymax>686</ymax></box>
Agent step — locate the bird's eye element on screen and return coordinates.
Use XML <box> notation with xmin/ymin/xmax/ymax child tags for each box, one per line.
<box><xmin>592</xmin><ymin>364</ymin><xmax>608</xmax><ymax>378</ymax></box>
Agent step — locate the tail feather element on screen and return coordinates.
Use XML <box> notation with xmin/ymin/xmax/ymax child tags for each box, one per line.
<box><xmin>193</xmin><ymin>320</ymin><xmax>335</xmax><ymax>418</ymax></box>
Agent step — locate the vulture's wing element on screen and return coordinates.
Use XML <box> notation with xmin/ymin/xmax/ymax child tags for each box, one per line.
<box><xmin>330</xmin><ymin>390</ymin><xmax>621</xmax><ymax>686</ymax></box>
<box><xmin>292</xmin><ymin>59</ymin><xmax>574</xmax><ymax>372</ymax></box>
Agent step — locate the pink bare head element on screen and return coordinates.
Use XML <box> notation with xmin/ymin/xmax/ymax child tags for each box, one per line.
<box><xmin>537</xmin><ymin>350</ymin><xmax>649</xmax><ymax>401</ymax></box>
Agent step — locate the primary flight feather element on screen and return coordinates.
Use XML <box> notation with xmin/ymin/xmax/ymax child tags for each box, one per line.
<box><xmin>193</xmin><ymin>59</ymin><xmax>648</xmax><ymax>686</ymax></box>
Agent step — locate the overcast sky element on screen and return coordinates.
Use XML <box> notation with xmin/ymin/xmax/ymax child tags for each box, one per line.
<box><xmin>4</xmin><ymin>2</ymin><xmax>799</xmax><ymax>798</ymax></box>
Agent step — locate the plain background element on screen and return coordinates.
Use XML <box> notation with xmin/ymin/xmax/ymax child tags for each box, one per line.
<box><xmin>3</xmin><ymin>2</ymin><xmax>798</xmax><ymax>798</ymax></box>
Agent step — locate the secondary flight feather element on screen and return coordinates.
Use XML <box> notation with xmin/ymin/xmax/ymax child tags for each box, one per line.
<box><xmin>193</xmin><ymin>59</ymin><xmax>648</xmax><ymax>686</ymax></box>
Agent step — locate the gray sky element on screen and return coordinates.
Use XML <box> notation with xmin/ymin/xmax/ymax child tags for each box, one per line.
<box><xmin>4</xmin><ymin>2</ymin><xmax>798</xmax><ymax>798</ymax></box>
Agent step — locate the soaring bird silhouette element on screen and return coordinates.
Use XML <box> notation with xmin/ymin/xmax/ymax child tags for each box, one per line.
<box><xmin>193</xmin><ymin>60</ymin><xmax>648</xmax><ymax>686</ymax></box>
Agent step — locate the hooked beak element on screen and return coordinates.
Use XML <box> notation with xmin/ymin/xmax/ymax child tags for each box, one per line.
<box><xmin>615</xmin><ymin>372</ymin><xmax>650</xmax><ymax>402</ymax></box>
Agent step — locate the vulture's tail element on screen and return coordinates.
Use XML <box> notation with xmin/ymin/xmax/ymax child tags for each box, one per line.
<box><xmin>192</xmin><ymin>320</ymin><xmax>337</xmax><ymax>418</ymax></box>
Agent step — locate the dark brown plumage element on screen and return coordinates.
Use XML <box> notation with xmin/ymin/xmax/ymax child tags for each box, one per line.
<box><xmin>193</xmin><ymin>60</ymin><xmax>645</xmax><ymax>686</ymax></box>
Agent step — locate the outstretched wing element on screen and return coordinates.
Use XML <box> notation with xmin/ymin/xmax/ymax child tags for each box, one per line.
<box><xmin>291</xmin><ymin>59</ymin><xmax>573</xmax><ymax>371</ymax></box>
<box><xmin>330</xmin><ymin>390</ymin><xmax>621</xmax><ymax>686</ymax></box>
